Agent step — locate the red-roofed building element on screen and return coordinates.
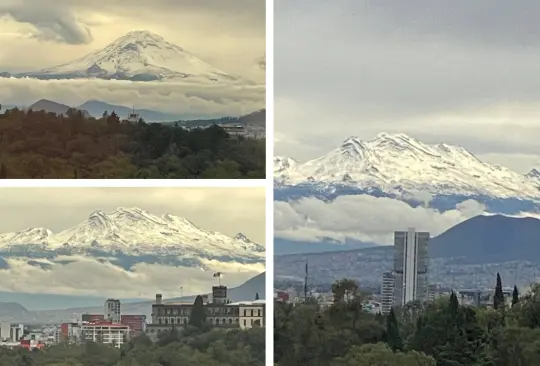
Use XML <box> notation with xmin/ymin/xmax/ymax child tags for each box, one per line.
<box><xmin>120</xmin><ymin>315</ymin><xmax>146</xmax><ymax>337</ymax></box>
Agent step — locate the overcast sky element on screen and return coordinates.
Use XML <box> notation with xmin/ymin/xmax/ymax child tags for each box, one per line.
<box><xmin>0</xmin><ymin>0</ymin><xmax>265</xmax><ymax>117</ymax></box>
<box><xmin>275</xmin><ymin>0</ymin><xmax>540</xmax><ymax>174</ymax></box>
<box><xmin>0</xmin><ymin>187</ymin><xmax>265</xmax><ymax>298</ymax></box>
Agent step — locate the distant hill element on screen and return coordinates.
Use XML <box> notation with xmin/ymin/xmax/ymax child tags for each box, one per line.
<box><xmin>78</xmin><ymin>100</ymin><xmax>185</xmax><ymax>122</ymax></box>
<box><xmin>175</xmin><ymin>109</ymin><xmax>266</xmax><ymax>128</ymax></box>
<box><xmin>238</xmin><ymin>109</ymin><xmax>265</xmax><ymax>127</ymax></box>
<box><xmin>0</xmin><ymin>272</ymin><xmax>264</xmax><ymax>323</ymax></box>
<box><xmin>276</xmin><ymin>214</ymin><xmax>540</xmax><ymax>262</ymax></box>
<box><xmin>429</xmin><ymin>214</ymin><xmax>540</xmax><ymax>263</ymax></box>
<box><xmin>27</xmin><ymin>99</ymin><xmax>90</xmax><ymax>118</ymax></box>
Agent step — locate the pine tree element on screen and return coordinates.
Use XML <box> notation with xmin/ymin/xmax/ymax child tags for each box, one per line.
<box><xmin>255</xmin><ymin>292</ymin><xmax>260</xmax><ymax>300</ymax></box>
<box><xmin>386</xmin><ymin>308</ymin><xmax>403</xmax><ymax>351</ymax></box>
<box><xmin>449</xmin><ymin>291</ymin><xmax>459</xmax><ymax>320</ymax></box>
<box><xmin>189</xmin><ymin>295</ymin><xmax>207</xmax><ymax>328</ymax></box>
<box><xmin>512</xmin><ymin>285</ymin><xmax>519</xmax><ymax>306</ymax></box>
<box><xmin>494</xmin><ymin>272</ymin><xmax>504</xmax><ymax>310</ymax></box>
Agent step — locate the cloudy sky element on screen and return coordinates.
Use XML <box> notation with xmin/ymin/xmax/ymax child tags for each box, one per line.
<box><xmin>0</xmin><ymin>187</ymin><xmax>265</xmax><ymax>299</ymax></box>
<box><xmin>0</xmin><ymin>0</ymin><xmax>265</xmax><ymax>117</ymax></box>
<box><xmin>275</xmin><ymin>0</ymin><xmax>540</xmax><ymax>174</ymax></box>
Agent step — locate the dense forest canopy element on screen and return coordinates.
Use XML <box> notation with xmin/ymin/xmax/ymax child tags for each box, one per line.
<box><xmin>0</xmin><ymin>326</ymin><xmax>265</xmax><ymax>366</ymax></box>
<box><xmin>275</xmin><ymin>276</ymin><xmax>540</xmax><ymax>366</ymax></box>
<box><xmin>0</xmin><ymin>108</ymin><xmax>265</xmax><ymax>179</ymax></box>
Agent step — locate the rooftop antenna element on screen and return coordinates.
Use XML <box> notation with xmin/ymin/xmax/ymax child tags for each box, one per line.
<box><xmin>304</xmin><ymin>261</ymin><xmax>308</xmax><ymax>302</ymax></box>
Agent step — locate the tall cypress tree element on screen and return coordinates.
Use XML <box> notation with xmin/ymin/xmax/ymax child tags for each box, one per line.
<box><xmin>512</xmin><ymin>285</ymin><xmax>519</xmax><ymax>306</ymax></box>
<box><xmin>386</xmin><ymin>308</ymin><xmax>403</xmax><ymax>351</ymax></box>
<box><xmin>494</xmin><ymin>273</ymin><xmax>504</xmax><ymax>310</ymax></box>
<box><xmin>189</xmin><ymin>295</ymin><xmax>207</xmax><ymax>328</ymax></box>
<box><xmin>449</xmin><ymin>291</ymin><xmax>459</xmax><ymax>320</ymax></box>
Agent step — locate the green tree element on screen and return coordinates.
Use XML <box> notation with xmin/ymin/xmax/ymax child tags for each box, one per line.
<box><xmin>494</xmin><ymin>272</ymin><xmax>504</xmax><ymax>310</ymax></box>
<box><xmin>332</xmin><ymin>343</ymin><xmax>436</xmax><ymax>366</ymax></box>
<box><xmin>386</xmin><ymin>308</ymin><xmax>403</xmax><ymax>351</ymax></box>
<box><xmin>255</xmin><ymin>292</ymin><xmax>260</xmax><ymax>300</ymax></box>
<box><xmin>512</xmin><ymin>285</ymin><xmax>519</xmax><ymax>306</ymax></box>
<box><xmin>189</xmin><ymin>295</ymin><xmax>207</xmax><ymax>328</ymax></box>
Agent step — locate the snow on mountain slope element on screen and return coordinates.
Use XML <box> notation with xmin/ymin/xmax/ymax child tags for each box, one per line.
<box><xmin>16</xmin><ymin>30</ymin><xmax>237</xmax><ymax>84</ymax></box>
<box><xmin>0</xmin><ymin>208</ymin><xmax>264</xmax><ymax>260</ymax></box>
<box><xmin>275</xmin><ymin>133</ymin><xmax>540</xmax><ymax>199</ymax></box>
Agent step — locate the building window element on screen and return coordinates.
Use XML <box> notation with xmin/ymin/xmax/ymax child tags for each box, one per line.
<box><xmin>243</xmin><ymin>309</ymin><xmax>247</xmax><ymax>316</ymax></box>
<box><xmin>216</xmin><ymin>318</ymin><xmax>220</xmax><ymax>325</ymax></box>
<box><xmin>243</xmin><ymin>319</ymin><xmax>246</xmax><ymax>326</ymax></box>
<box><xmin>257</xmin><ymin>309</ymin><xmax>261</xmax><ymax>317</ymax></box>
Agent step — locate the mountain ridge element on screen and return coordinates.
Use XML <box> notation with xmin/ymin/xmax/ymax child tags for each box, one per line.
<box><xmin>275</xmin><ymin>133</ymin><xmax>540</xmax><ymax>199</ymax></box>
<box><xmin>0</xmin><ymin>207</ymin><xmax>264</xmax><ymax>261</ymax></box>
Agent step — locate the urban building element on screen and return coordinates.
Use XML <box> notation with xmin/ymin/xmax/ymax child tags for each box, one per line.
<box><xmin>81</xmin><ymin>314</ymin><xmax>105</xmax><ymax>323</ymax></box>
<box><xmin>0</xmin><ymin>323</ymin><xmax>24</xmax><ymax>342</ymax></box>
<box><xmin>220</xmin><ymin>124</ymin><xmax>246</xmax><ymax>137</ymax></box>
<box><xmin>393</xmin><ymin>228</ymin><xmax>430</xmax><ymax>307</ymax></box>
<box><xmin>146</xmin><ymin>286</ymin><xmax>266</xmax><ymax>341</ymax></box>
<box><xmin>120</xmin><ymin>315</ymin><xmax>146</xmax><ymax>337</ymax></box>
<box><xmin>381</xmin><ymin>271</ymin><xmax>395</xmax><ymax>315</ymax></box>
<box><xmin>80</xmin><ymin>322</ymin><xmax>129</xmax><ymax>348</ymax></box>
<box><xmin>104</xmin><ymin>299</ymin><xmax>121</xmax><ymax>323</ymax></box>
<box><xmin>59</xmin><ymin>323</ymin><xmax>82</xmax><ymax>344</ymax></box>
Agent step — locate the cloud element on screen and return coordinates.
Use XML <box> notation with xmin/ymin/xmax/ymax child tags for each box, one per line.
<box><xmin>0</xmin><ymin>77</ymin><xmax>264</xmax><ymax>117</ymax></box>
<box><xmin>274</xmin><ymin>195</ymin><xmax>487</xmax><ymax>244</ymax></box>
<box><xmin>0</xmin><ymin>1</ymin><xmax>93</xmax><ymax>44</ymax></box>
<box><xmin>274</xmin><ymin>0</ymin><xmax>540</xmax><ymax>173</ymax></box>
<box><xmin>0</xmin><ymin>0</ymin><xmax>265</xmax><ymax>80</ymax></box>
<box><xmin>0</xmin><ymin>256</ymin><xmax>264</xmax><ymax>298</ymax></box>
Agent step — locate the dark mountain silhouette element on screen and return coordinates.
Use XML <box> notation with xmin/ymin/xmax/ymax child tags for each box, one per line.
<box><xmin>78</xmin><ymin>100</ymin><xmax>185</xmax><ymax>122</ymax></box>
<box><xmin>27</xmin><ymin>99</ymin><xmax>90</xmax><ymax>118</ymax></box>
<box><xmin>429</xmin><ymin>214</ymin><xmax>540</xmax><ymax>263</ymax></box>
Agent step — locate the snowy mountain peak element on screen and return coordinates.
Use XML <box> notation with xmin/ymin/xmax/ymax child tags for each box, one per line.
<box><xmin>526</xmin><ymin>168</ymin><xmax>540</xmax><ymax>179</ymax></box>
<box><xmin>0</xmin><ymin>208</ymin><xmax>264</xmax><ymax>261</ymax></box>
<box><xmin>275</xmin><ymin>133</ymin><xmax>540</xmax><ymax>199</ymax></box>
<box><xmin>15</xmin><ymin>31</ymin><xmax>237</xmax><ymax>83</ymax></box>
<box><xmin>235</xmin><ymin>233</ymin><xmax>251</xmax><ymax>242</ymax></box>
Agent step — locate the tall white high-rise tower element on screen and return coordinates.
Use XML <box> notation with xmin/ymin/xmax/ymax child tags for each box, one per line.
<box><xmin>393</xmin><ymin>228</ymin><xmax>429</xmax><ymax>306</ymax></box>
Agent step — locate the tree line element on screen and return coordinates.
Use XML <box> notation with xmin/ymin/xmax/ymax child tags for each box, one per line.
<box><xmin>275</xmin><ymin>274</ymin><xmax>540</xmax><ymax>365</ymax></box>
<box><xmin>0</xmin><ymin>108</ymin><xmax>265</xmax><ymax>179</ymax></box>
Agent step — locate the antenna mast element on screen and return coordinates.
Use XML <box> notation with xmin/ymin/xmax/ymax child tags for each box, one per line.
<box><xmin>304</xmin><ymin>261</ymin><xmax>308</xmax><ymax>302</ymax></box>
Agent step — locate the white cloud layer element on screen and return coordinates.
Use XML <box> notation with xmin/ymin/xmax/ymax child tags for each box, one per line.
<box><xmin>0</xmin><ymin>78</ymin><xmax>264</xmax><ymax>117</ymax></box>
<box><xmin>0</xmin><ymin>256</ymin><xmax>264</xmax><ymax>298</ymax></box>
<box><xmin>275</xmin><ymin>195</ymin><xmax>488</xmax><ymax>244</ymax></box>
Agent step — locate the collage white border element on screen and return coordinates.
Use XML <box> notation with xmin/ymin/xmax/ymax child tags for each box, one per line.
<box><xmin>265</xmin><ymin>0</ymin><xmax>274</xmax><ymax>364</ymax></box>
<box><xmin>0</xmin><ymin>0</ymin><xmax>275</xmax><ymax>364</ymax></box>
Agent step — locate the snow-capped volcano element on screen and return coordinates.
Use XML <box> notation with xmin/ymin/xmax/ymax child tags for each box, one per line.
<box><xmin>0</xmin><ymin>207</ymin><xmax>264</xmax><ymax>260</ymax></box>
<box><xmin>275</xmin><ymin>133</ymin><xmax>540</xmax><ymax>199</ymax></box>
<box><xmin>13</xmin><ymin>30</ymin><xmax>237</xmax><ymax>83</ymax></box>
